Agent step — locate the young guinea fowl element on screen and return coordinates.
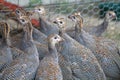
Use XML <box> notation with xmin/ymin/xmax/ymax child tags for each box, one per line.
<box><xmin>53</xmin><ymin>17</ymin><xmax>106</xmax><ymax>80</ymax></box>
<box><xmin>0</xmin><ymin>22</ymin><xmax>13</xmax><ymax>71</ymax></box>
<box><xmin>4</xmin><ymin>7</ymin><xmax>39</xmax><ymax>33</ymax></box>
<box><xmin>35</xmin><ymin>34</ymin><xmax>63</xmax><ymax>80</ymax></box>
<box><xmin>14</xmin><ymin>9</ymin><xmax>70</xmax><ymax>80</ymax></box>
<box><xmin>85</xmin><ymin>11</ymin><xmax>116</xmax><ymax>37</ymax></box>
<box><xmin>10</xmin><ymin>8</ymin><xmax>48</xmax><ymax>60</ymax></box>
<box><xmin>14</xmin><ymin>8</ymin><xmax>47</xmax><ymax>44</ymax></box>
<box><xmin>68</xmin><ymin>12</ymin><xmax>120</xmax><ymax>79</ymax></box>
<box><xmin>1</xmin><ymin>16</ymin><xmax>39</xmax><ymax>80</ymax></box>
<box><xmin>34</xmin><ymin>6</ymin><xmax>59</xmax><ymax>36</ymax></box>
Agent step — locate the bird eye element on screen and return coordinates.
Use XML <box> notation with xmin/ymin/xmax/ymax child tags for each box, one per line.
<box><xmin>73</xmin><ymin>16</ymin><xmax>76</xmax><ymax>19</ymax></box>
<box><xmin>21</xmin><ymin>19</ymin><xmax>25</xmax><ymax>22</ymax></box>
<box><xmin>54</xmin><ymin>36</ymin><xmax>57</xmax><ymax>39</ymax></box>
<box><xmin>16</xmin><ymin>10</ymin><xmax>20</xmax><ymax>14</ymax></box>
<box><xmin>38</xmin><ymin>9</ymin><xmax>41</xmax><ymax>11</ymax></box>
<box><xmin>60</xmin><ymin>21</ymin><xmax>63</xmax><ymax>24</ymax></box>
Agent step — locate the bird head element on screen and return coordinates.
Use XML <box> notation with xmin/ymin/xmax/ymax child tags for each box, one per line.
<box><xmin>68</xmin><ymin>12</ymin><xmax>83</xmax><ymax>28</ymax></box>
<box><xmin>53</xmin><ymin>17</ymin><xmax>66</xmax><ymax>30</ymax></box>
<box><xmin>15</xmin><ymin>8</ymin><xmax>26</xmax><ymax>17</ymax></box>
<box><xmin>47</xmin><ymin>34</ymin><xmax>64</xmax><ymax>45</ymax></box>
<box><xmin>17</xmin><ymin>16</ymin><xmax>30</xmax><ymax>26</ymax></box>
<box><xmin>15</xmin><ymin>8</ymin><xmax>34</xmax><ymax>18</ymax></box>
<box><xmin>68</xmin><ymin>12</ymin><xmax>83</xmax><ymax>22</ymax></box>
<box><xmin>17</xmin><ymin>16</ymin><xmax>33</xmax><ymax>36</ymax></box>
<box><xmin>34</xmin><ymin>6</ymin><xmax>46</xmax><ymax>16</ymax></box>
<box><xmin>105</xmin><ymin>11</ymin><xmax>117</xmax><ymax>21</ymax></box>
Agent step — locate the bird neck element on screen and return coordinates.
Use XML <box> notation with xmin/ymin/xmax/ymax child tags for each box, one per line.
<box><xmin>39</xmin><ymin>15</ymin><xmax>44</xmax><ymax>20</ymax></box>
<box><xmin>23</xmin><ymin>22</ymin><xmax>33</xmax><ymax>41</ymax></box>
<box><xmin>103</xmin><ymin>17</ymin><xmax>109</xmax><ymax>25</ymax></box>
<box><xmin>101</xmin><ymin>17</ymin><xmax>109</xmax><ymax>29</ymax></box>
<box><xmin>75</xmin><ymin>22</ymin><xmax>82</xmax><ymax>33</ymax></box>
<box><xmin>48</xmin><ymin>41</ymin><xmax>58</xmax><ymax>59</ymax></box>
<box><xmin>39</xmin><ymin>16</ymin><xmax>50</xmax><ymax>31</ymax></box>
<box><xmin>38</xmin><ymin>13</ymin><xmax>47</xmax><ymax>22</ymax></box>
<box><xmin>74</xmin><ymin>21</ymin><xmax>83</xmax><ymax>38</ymax></box>
<box><xmin>59</xmin><ymin>28</ymin><xmax>65</xmax><ymax>36</ymax></box>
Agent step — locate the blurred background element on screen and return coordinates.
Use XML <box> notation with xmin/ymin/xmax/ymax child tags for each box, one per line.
<box><xmin>1</xmin><ymin>0</ymin><xmax>120</xmax><ymax>47</ymax></box>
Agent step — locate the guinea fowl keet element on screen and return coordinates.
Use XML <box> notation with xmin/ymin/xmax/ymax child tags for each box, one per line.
<box><xmin>15</xmin><ymin>8</ymin><xmax>33</xmax><ymax>17</ymax></box>
<box><xmin>35</xmin><ymin>34</ymin><xmax>63</xmax><ymax>80</ymax></box>
<box><xmin>10</xmin><ymin>8</ymin><xmax>48</xmax><ymax>60</ymax></box>
<box><xmin>85</xmin><ymin>11</ymin><xmax>116</xmax><ymax>37</ymax></box>
<box><xmin>0</xmin><ymin>22</ymin><xmax>13</xmax><ymax>71</ymax></box>
<box><xmin>14</xmin><ymin>8</ymin><xmax>47</xmax><ymax>44</ymax></box>
<box><xmin>53</xmin><ymin>17</ymin><xmax>106</xmax><ymax>80</ymax></box>
<box><xmin>68</xmin><ymin>12</ymin><xmax>120</xmax><ymax>79</ymax></box>
<box><xmin>1</xmin><ymin>16</ymin><xmax>39</xmax><ymax>80</ymax></box>
<box><xmin>0</xmin><ymin>3</ymin><xmax>119</xmax><ymax>80</ymax></box>
<box><xmin>34</xmin><ymin>6</ymin><xmax>59</xmax><ymax>36</ymax></box>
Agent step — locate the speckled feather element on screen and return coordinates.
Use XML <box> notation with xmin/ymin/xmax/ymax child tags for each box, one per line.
<box><xmin>68</xmin><ymin>13</ymin><xmax>120</xmax><ymax>79</ymax></box>
<box><xmin>35</xmin><ymin>34</ymin><xmax>63</xmax><ymax>80</ymax></box>
<box><xmin>0</xmin><ymin>22</ymin><xmax>13</xmax><ymax>72</ymax></box>
<box><xmin>2</xmin><ymin>16</ymin><xmax>39</xmax><ymax>80</ymax></box>
<box><xmin>53</xmin><ymin>17</ymin><xmax>106</xmax><ymax>80</ymax></box>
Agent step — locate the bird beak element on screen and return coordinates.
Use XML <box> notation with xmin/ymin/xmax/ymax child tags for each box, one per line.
<box><xmin>68</xmin><ymin>15</ymin><xmax>71</xmax><ymax>19</ymax></box>
<box><xmin>112</xmin><ymin>14</ymin><xmax>117</xmax><ymax>20</ymax></box>
<box><xmin>33</xmin><ymin>9</ymin><xmax>37</xmax><ymax>13</ymax></box>
<box><xmin>32</xmin><ymin>11</ymin><xmax>35</xmax><ymax>14</ymax></box>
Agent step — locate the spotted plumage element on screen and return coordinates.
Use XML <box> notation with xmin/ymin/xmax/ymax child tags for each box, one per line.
<box><xmin>53</xmin><ymin>17</ymin><xmax>106</xmax><ymax>80</ymax></box>
<box><xmin>68</xmin><ymin>12</ymin><xmax>120</xmax><ymax>79</ymax></box>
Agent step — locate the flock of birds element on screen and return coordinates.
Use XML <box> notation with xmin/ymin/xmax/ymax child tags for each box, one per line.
<box><xmin>0</xmin><ymin>5</ymin><xmax>119</xmax><ymax>80</ymax></box>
